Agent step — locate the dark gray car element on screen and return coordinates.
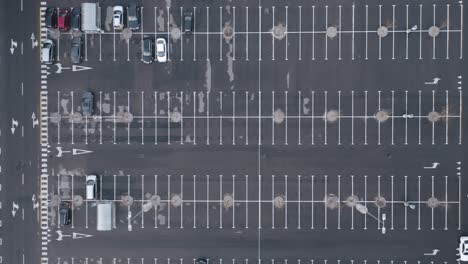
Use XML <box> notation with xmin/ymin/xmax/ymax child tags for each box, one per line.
<box><xmin>142</xmin><ymin>36</ymin><xmax>154</xmax><ymax>64</ymax></box>
<box><xmin>127</xmin><ymin>3</ymin><xmax>140</xmax><ymax>30</ymax></box>
<box><xmin>71</xmin><ymin>37</ymin><xmax>82</xmax><ymax>64</ymax></box>
<box><xmin>71</xmin><ymin>8</ymin><xmax>80</xmax><ymax>31</ymax></box>
<box><xmin>59</xmin><ymin>202</ymin><xmax>72</xmax><ymax>226</ymax></box>
<box><xmin>81</xmin><ymin>91</ymin><xmax>94</xmax><ymax>116</ymax></box>
<box><xmin>184</xmin><ymin>12</ymin><xmax>193</xmax><ymax>33</ymax></box>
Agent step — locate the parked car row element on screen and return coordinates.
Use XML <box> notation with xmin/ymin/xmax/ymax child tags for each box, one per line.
<box><xmin>45</xmin><ymin>5</ymin><xmax>194</xmax><ymax>33</ymax></box>
<box><xmin>41</xmin><ymin>37</ymin><xmax>82</xmax><ymax>64</ymax></box>
<box><xmin>45</xmin><ymin>7</ymin><xmax>80</xmax><ymax>31</ymax></box>
<box><xmin>59</xmin><ymin>174</ymin><xmax>99</xmax><ymax>226</ymax></box>
<box><xmin>142</xmin><ymin>36</ymin><xmax>167</xmax><ymax>64</ymax></box>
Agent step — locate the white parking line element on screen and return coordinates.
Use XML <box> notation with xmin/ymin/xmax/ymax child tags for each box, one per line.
<box><xmin>447</xmin><ymin>4</ymin><xmax>450</xmax><ymax>59</ymax></box>
<box><xmin>166</xmin><ymin>7</ymin><xmax>170</xmax><ymax>62</ymax></box>
<box><xmin>405</xmin><ymin>5</ymin><xmax>409</xmax><ymax>59</ymax></box>
<box><xmin>232</xmin><ymin>92</ymin><xmax>236</xmax><ymax>145</ymax></box>
<box><xmin>219</xmin><ymin>7</ymin><xmax>223</xmax><ymax>61</ymax></box>
<box><xmin>285</xmin><ymin>91</ymin><xmax>288</xmax><ymax>145</ymax></box>
<box><xmin>71</xmin><ymin>91</ymin><xmax>74</xmax><ymax>144</ymax></box>
<box><xmin>312</xmin><ymin>6</ymin><xmax>315</xmax><ymax>60</ymax></box>
<box><xmin>272</xmin><ymin>6</ymin><xmax>275</xmax><ymax>61</ymax></box>
<box><xmin>392</xmin><ymin>5</ymin><xmax>395</xmax><ymax>60</ymax></box>
<box><xmin>419</xmin><ymin>5</ymin><xmax>423</xmax><ymax>60</ymax></box>
<box><xmin>57</xmin><ymin>91</ymin><xmax>60</xmax><ymax>144</ymax></box>
<box><xmin>141</xmin><ymin>92</ymin><xmax>144</xmax><ymax>145</ymax></box>
<box><xmin>193</xmin><ymin>7</ymin><xmax>196</xmax><ymax>61</ymax></box>
<box><xmin>338</xmin><ymin>5</ymin><xmax>342</xmax><ymax>60</ymax></box>
<box><xmin>433</xmin><ymin>4</ymin><xmax>436</xmax><ymax>59</ymax></box>
<box><xmin>246</xmin><ymin>6</ymin><xmax>249</xmax><ymax>61</ymax></box>
<box><xmin>180</xmin><ymin>7</ymin><xmax>183</xmax><ymax>61</ymax></box>
<box><xmin>324</xmin><ymin>6</ymin><xmax>328</xmax><ymax>60</ymax></box>
<box><xmin>285</xmin><ymin>6</ymin><xmax>289</xmax><ymax>61</ymax></box>
<box><xmin>298</xmin><ymin>6</ymin><xmax>302</xmax><ymax>61</ymax></box>
<box><xmin>378</xmin><ymin>5</ymin><xmax>382</xmax><ymax>60</ymax></box>
<box><xmin>206</xmin><ymin>7</ymin><xmax>210</xmax><ymax>61</ymax></box>
<box><xmin>233</xmin><ymin>6</ymin><xmax>236</xmax><ymax>60</ymax></box>
<box><xmin>99</xmin><ymin>91</ymin><xmax>103</xmax><ymax>144</ymax></box>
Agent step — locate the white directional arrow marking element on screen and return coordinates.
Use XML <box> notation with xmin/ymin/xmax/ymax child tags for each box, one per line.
<box><xmin>72</xmin><ymin>232</ymin><xmax>93</xmax><ymax>239</ymax></box>
<box><xmin>11</xmin><ymin>118</ymin><xmax>18</xmax><ymax>134</ymax></box>
<box><xmin>72</xmin><ymin>65</ymin><xmax>93</xmax><ymax>72</ymax></box>
<box><xmin>423</xmin><ymin>162</ymin><xmax>440</xmax><ymax>169</ymax></box>
<box><xmin>31</xmin><ymin>33</ymin><xmax>38</xmax><ymax>48</ymax></box>
<box><xmin>31</xmin><ymin>112</ymin><xmax>39</xmax><ymax>128</ymax></box>
<box><xmin>424</xmin><ymin>78</ymin><xmax>441</xmax><ymax>85</ymax></box>
<box><xmin>11</xmin><ymin>202</ymin><xmax>19</xmax><ymax>217</ymax></box>
<box><xmin>72</xmin><ymin>148</ymin><xmax>93</xmax><ymax>156</ymax></box>
<box><xmin>10</xmin><ymin>39</ymin><xmax>17</xmax><ymax>54</ymax></box>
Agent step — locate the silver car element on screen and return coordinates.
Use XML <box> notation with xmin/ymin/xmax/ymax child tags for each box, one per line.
<box><xmin>81</xmin><ymin>91</ymin><xmax>94</xmax><ymax>116</ymax></box>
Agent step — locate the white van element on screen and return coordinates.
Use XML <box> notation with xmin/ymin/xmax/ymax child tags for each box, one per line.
<box><xmin>97</xmin><ymin>202</ymin><xmax>114</xmax><ymax>231</ymax></box>
<box><xmin>86</xmin><ymin>175</ymin><xmax>98</xmax><ymax>200</ymax></box>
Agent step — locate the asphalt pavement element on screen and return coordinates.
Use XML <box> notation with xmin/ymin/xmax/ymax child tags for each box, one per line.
<box><xmin>1</xmin><ymin>0</ymin><xmax>468</xmax><ymax>263</ymax></box>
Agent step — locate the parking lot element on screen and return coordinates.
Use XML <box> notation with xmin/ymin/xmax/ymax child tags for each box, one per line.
<box><xmin>38</xmin><ymin>0</ymin><xmax>466</xmax><ymax>263</ymax></box>
<box><xmin>46</xmin><ymin>89</ymin><xmax>463</xmax><ymax>146</ymax></box>
<box><xmin>46</xmin><ymin>2</ymin><xmax>463</xmax><ymax>64</ymax></box>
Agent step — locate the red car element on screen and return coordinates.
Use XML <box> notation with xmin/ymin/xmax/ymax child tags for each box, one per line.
<box><xmin>58</xmin><ymin>8</ymin><xmax>70</xmax><ymax>31</ymax></box>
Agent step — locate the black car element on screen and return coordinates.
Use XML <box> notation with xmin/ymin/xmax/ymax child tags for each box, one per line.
<box><xmin>142</xmin><ymin>36</ymin><xmax>154</xmax><ymax>64</ymax></box>
<box><xmin>71</xmin><ymin>8</ymin><xmax>81</xmax><ymax>31</ymax></box>
<box><xmin>183</xmin><ymin>12</ymin><xmax>193</xmax><ymax>33</ymax></box>
<box><xmin>127</xmin><ymin>3</ymin><xmax>140</xmax><ymax>30</ymax></box>
<box><xmin>45</xmin><ymin>7</ymin><xmax>57</xmax><ymax>28</ymax></box>
<box><xmin>59</xmin><ymin>202</ymin><xmax>72</xmax><ymax>226</ymax></box>
<box><xmin>81</xmin><ymin>91</ymin><xmax>94</xmax><ymax>116</ymax></box>
<box><xmin>71</xmin><ymin>37</ymin><xmax>82</xmax><ymax>64</ymax></box>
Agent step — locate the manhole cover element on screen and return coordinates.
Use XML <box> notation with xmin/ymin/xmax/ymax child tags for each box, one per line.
<box><xmin>345</xmin><ymin>195</ymin><xmax>359</xmax><ymax>207</ymax></box>
<box><xmin>375</xmin><ymin>110</ymin><xmax>390</xmax><ymax>122</ymax></box>
<box><xmin>427</xmin><ymin>197</ymin><xmax>440</xmax><ymax>208</ymax></box>
<box><xmin>326</xmin><ymin>27</ymin><xmax>337</xmax><ymax>38</ymax></box>
<box><xmin>171</xmin><ymin>27</ymin><xmax>181</xmax><ymax>40</ymax></box>
<box><xmin>377</xmin><ymin>26</ymin><xmax>389</xmax><ymax>37</ymax></box>
<box><xmin>70</xmin><ymin>112</ymin><xmax>83</xmax><ymax>123</ymax></box>
<box><xmin>171</xmin><ymin>194</ymin><xmax>182</xmax><ymax>207</ymax></box>
<box><xmin>121</xmin><ymin>28</ymin><xmax>133</xmax><ymax>39</ymax></box>
<box><xmin>374</xmin><ymin>196</ymin><xmax>386</xmax><ymax>208</ymax></box>
<box><xmin>223</xmin><ymin>26</ymin><xmax>234</xmax><ymax>40</ymax></box>
<box><xmin>326</xmin><ymin>194</ymin><xmax>339</xmax><ymax>209</ymax></box>
<box><xmin>170</xmin><ymin>111</ymin><xmax>182</xmax><ymax>123</ymax></box>
<box><xmin>71</xmin><ymin>30</ymin><xmax>82</xmax><ymax>38</ymax></box>
<box><xmin>48</xmin><ymin>28</ymin><xmax>60</xmax><ymax>40</ymax></box>
<box><xmin>50</xmin><ymin>112</ymin><xmax>61</xmax><ymax>123</ymax></box>
<box><xmin>271</xmin><ymin>24</ymin><xmax>286</xmax><ymax>40</ymax></box>
<box><xmin>273</xmin><ymin>195</ymin><xmax>285</xmax><ymax>209</ymax></box>
<box><xmin>51</xmin><ymin>195</ymin><xmax>61</xmax><ymax>207</ymax></box>
<box><xmin>273</xmin><ymin>109</ymin><xmax>285</xmax><ymax>124</ymax></box>
<box><xmin>73</xmin><ymin>195</ymin><xmax>83</xmax><ymax>207</ymax></box>
<box><xmin>428</xmin><ymin>26</ymin><xmax>440</xmax><ymax>37</ymax></box>
<box><xmin>150</xmin><ymin>195</ymin><xmax>161</xmax><ymax>207</ymax></box>
<box><xmin>325</xmin><ymin>110</ymin><xmax>340</xmax><ymax>123</ymax></box>
<box><xmin>121</xmin><ymin>195</ymin><xmax>134</xmax><ymax>207</ymax></box>
<box><xmin>223</xmin><ymin>194</ymin><xmax>234</xmax><ymax>209</ymax></box>
<box><xmin>427</xmin><ymin>111</ymin><xmax>441</xmax><ymax>122</ymax></box>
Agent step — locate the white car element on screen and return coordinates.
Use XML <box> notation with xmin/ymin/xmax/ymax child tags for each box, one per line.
<box><xmin>86</xmin><ymin>175</ymin><xmax>98</xmax><ymax>200</ymax></box>
<box><xmin>156</xmin><ymin>38</ymin><xmax>167</xmax><ymax>62</ymax></box>
<box><xmin>113</xmin><ymin>6</ymin><xmax>124</xmax><ymax>30</ymax></box>
<box><xmin>459</xmin><ymin>237</ymin><xmax>468</xmax><ymax>261</ymax></box>
<box><xmin>41</xmin><ymin>39</ymin><xmax>55</xmax><ymax>64</ymax></box>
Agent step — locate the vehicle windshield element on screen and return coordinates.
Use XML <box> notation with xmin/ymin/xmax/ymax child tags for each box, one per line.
<box><xmin>128</xmin><ymin>16</ymin><xmax>137</xmax><ymax>21</ymax></box>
